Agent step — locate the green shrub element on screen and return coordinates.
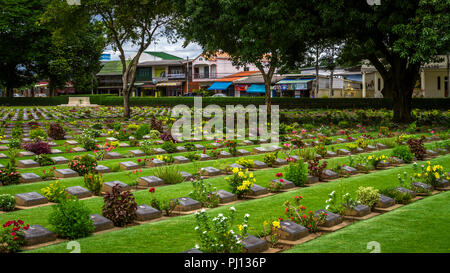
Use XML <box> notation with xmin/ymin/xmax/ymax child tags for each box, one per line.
<box><xmin>140</xmin><ymin>139</ymin><xmax>154</xmax><ymax>155</ymax></box>
<box><xmin>355</xmin><ymin>186</ymin><xmax>379</xmax><ymax>208</ymax></box>
<box><xmin>41</xmin><ymin>181</ymin><xmax>68</xmax><ymax>203</ymax></box>
<box><xmin>77</xmin><ymin>131</ymin><xmax>97</xmax><ymax>151</ymax></box>
<box><xmin>264</xmin><ymin>152</ymin><xmax>278</xmax><ymax>167</ymax></box>
<box><xmin>34</xmin><ymin>154</ymin><xmax>55</xmax><ymax>166</ymax></box>
<box><xmin>0</xmin><ymin>194</ymin><xmax>16</xmax><ymax>211</ymax></box>
<box><xmin>134</xmin><ymin>124</ymin><xmax>150</xmax><ymax>140</ymax></box>
<box><xmin>188</xmin><ymin>178</ymin><xmax>220</xmax><ymax>208</ymax></box>
<box><xmin>83</xmin><ymin>172</ymin><xmax>104</xmax><ymax>196</ymax></box>
<box><xmin>153</xmin><ymin>165</ymin><xmax>184</xmax><ymax>184</ymax></box>
<box><xmin>29</xmin><ymin>127</ymin><xmax>48</xmax><ymax>141</ymax></box>
<box><xmin>184</xmin><ymin>143</ymin><xmax>196</xmax><ymax>151</ymax></box>
<box><xmin>284</xmin><ymin>160</ymin><xmax>308</xmax><ymax>186</ymax></box>
<box><xmin>379</xmin><ymin>188</ymin><xmax>412</xmax><ymax>204</ymax></box>
<box><xmin>49</xmin><ymin>197</ymin><xmax>95</xmax><ymax>239</ymax></box>
<box><xmin>391</xmin><ymin>145</ymin><xmax>414</xmax><ymax>163</ymax></box>
<box><xmin>149</xmin><ymin>130</ymin><xmax>161</xmax><ymax>139</ymax></box>
<box><xmin>161</xmin><ymin>141</ymin><xmax>177</xmax><ymax>153</ymax></box>
<box><xmin>0</xmin><ymin>165</ymin><xmax>20</xmax><ymax>186</ymax></box>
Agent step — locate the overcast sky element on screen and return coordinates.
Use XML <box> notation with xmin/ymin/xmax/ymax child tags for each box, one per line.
<box><xmin>103</xmin><ymin>38</ymin><xmax>204</xmax><ymax>61</ymax></box>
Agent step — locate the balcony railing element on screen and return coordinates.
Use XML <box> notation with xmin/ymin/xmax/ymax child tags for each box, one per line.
<box><xmin>193</xmin><ymin>73</ymin><xmax>217</xmax><ymax>79</ymax></box>
<box><xmin>167</xmin><ymin>73</ymin><xmax>186</xmax><ymax>79</ymax></box>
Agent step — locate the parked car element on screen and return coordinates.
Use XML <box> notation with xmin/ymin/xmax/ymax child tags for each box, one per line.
<box><xmin>212</xmin><ymin>93</ymin><xmax>227</xmax><ymax>97</ymax></box>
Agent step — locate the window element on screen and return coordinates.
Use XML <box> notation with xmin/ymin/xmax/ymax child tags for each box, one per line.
<box><xmin>244</xmin><ymin>67</ymin><xmax>249</xmax><ymax>71</ymax></box>
<box><xmin>378</xmin><ymin>78</ymin><xmax>381</xmax><ymax>91</ymax></box>
<box><xmin>437</xmin><ymin>76</ymin><xmax>441</xmax><ymax>90</ymax></box>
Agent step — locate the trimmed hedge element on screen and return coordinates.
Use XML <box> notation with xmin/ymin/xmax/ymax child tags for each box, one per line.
<box><xmin>0</xmin><ymin>95</ymin><xmax>448</xmax><ymax>109</ymax></box>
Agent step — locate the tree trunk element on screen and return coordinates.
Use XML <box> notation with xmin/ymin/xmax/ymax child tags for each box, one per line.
<box><xmin>329</xmin><ymin>69</ymin><xmax>334</xmax><ymax>97</ymax></box>
<box><xmin>123</xmin><ymin>91</ymin><xmax>131</xmax><ymax>118</ymax></box>
<box><xmin>264</xmin><ymin>80</ymin><xmax>271</xmax><ymax>116</ymax></box>
<box><xmin>6</xmin><ymin>87</ymin><xmax>13</xmax><ymax>97</ymax></box>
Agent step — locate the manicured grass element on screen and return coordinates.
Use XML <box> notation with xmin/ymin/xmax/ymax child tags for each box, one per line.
<box><xmin>25</xmin><ymin>154</ymin><xmax>450</xmax><ymax>253</ymax></box>
<box><xmin>286</xmin><ymin>190</ymin><xmax>450</xmax><ymax>253</ymax></box>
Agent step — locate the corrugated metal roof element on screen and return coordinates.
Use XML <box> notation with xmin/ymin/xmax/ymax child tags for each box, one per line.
<box><xmin>145</xmin><ymin>51</ymin><xmax>183</xmax><ymax>60</ymax></box>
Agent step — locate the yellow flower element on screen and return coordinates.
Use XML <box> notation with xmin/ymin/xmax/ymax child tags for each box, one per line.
<box><xmin>238</xmin><ymin>225</ymin><xmax>243</xmax><ymax>231</ymax></box>
<box><xmin>426</xmin><ymin>166</ymin><xmax>431</xmax><ymax>172</ymax></box>
<box><xmin>249</xmin><ymin>173</ymin><xmax>254</xmax><ymax>178</ymax></box>
<box><xmin>434</xmin><ymin>172</ymin><xmax>440</xmax><ymax>179</ymax></box>
<box><xmin>232</xmin><ymin>168</ymin><xmax>239</xmax><ymax>174</ymax></box>
<box><xmin>272</xmin><ymin>221</ymin><xmax>280</xmax><ymax>229</ymax></box>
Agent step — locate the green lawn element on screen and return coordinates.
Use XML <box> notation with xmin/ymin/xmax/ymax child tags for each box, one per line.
<box><xmin>286</xmin><ymin>190</ymin><xmax>450</xmax><ymax>253</ymax></box>
<box><xmin>25</xmin><ymin>154</ymin><xmax>450</xmax><ymax>253</ymax></box>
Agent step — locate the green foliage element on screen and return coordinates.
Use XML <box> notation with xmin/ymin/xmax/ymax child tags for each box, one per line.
<box><xmin>0</xmin><ymin>194</ymin><xmax>16</xmax><ymax>211</ymax></box>
<box><xmin>41</xmin><ymin>181</ymin><xmax>68</xmax><ymax>203</ymax></box>
<box><xmin>34</xmin><ymin>154</ymin><xmax>55</xmax><ymax>166</ymax></box>
<box><xmin>0</xmin><ymin>220</ymin><xmax>28</xmax><ymax>253</ymax></box>
<box><xmin>134</xmin><ymin>124</ymin><xmax>150</xmax><ymax>140</ymax></box>
<box><xmin>355</xmin><ymin>186</ymin><xmax>379</xmax><ymax>208</ymax></box>
<box><xmin>149</xmin><ymin>188</ymin><xmax>179</xmax><ymax>216</ymax></box>
<box><xmin>49</xmin><ymin>197</ymin><xmax>95</xmax><ymax>239</ymax></box>
<box><xmin>161</xmin><ymin>141</ymin><xmax>177</xmax><ymax>153</ymax></box>
<box><xmin>284</xmin><ymin>160</ymin><xmax>309</xmax><ymax>187</ymax></box>
<box><xmin>391</xmin><ymin>145</ymin><xmax>414</xmax><ymax>163</ymax></box>
<box><xmin>379</xmin><ymin>188</ymin><xmax>412</xmax><ymax>205</ymax></box>
<box><xmin>29</xmin><ymin>128</ymin><xmax>48</xmax><ymax>141</ymax></box>
<box><xmin>194</xmin><ymin>207</ymin><xmax>249</xmax><ymax>253</ymax></box>
<box><xmin>68</xmin><ymin>154</ymin><xmax>98</xmax><ymax>176</ymax></box>
<box><xmin>83</xmin><ymin>172</ymin><xmax>104</xmax><ymax>196</ymax></box>
<box><xmin>188</xmin><ymin>178</ymin><xmax>220</xmax><ymax>208</ymax></box>
<box><xmin>153</xmin><ymin>165</ymin><xmax>184</xmax><ymax>185</ymax></box>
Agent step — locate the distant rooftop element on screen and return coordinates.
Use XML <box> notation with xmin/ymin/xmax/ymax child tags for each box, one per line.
<box><xmin>97</xmin><ymin>60</ymin><xmax>130</xmax><ymax>76</ymax></box>
<box><xmin>145</xmin><ymin>51</ymin><xmax>183</xmax><ymax>60</ymax></box>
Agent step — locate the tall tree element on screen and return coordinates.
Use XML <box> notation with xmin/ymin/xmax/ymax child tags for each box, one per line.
<box><xmin>180</xmin><ymin>0</ymin><xmax>309</xmax><ymax>113</ymax></box>
<box><xmin>0</xmin><ymin>0</ymin><xmax>51</xmax><ymax>97</ymax></box>
<box><xmin>317</xmin><ymin>0</ymin><xmax>450</xmax><ymax>122</ymax></box>
<box><xmin>82</xmin><ymin>0</ymin><xmax>179</xmax><ymax>118</ymax></box>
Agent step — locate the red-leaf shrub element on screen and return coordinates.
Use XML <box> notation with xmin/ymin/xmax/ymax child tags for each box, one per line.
<box><xmin>48</xmin><ymin>123</ymin><xmax>66</xmax><ymax>140</ymax></box>
<box><xmin>23</xmin><ymin>140</ymin><xmax>51</xmax><ymax>155</ymax></box>
<box><xmin>307</xmin><ymin>158</ymin><xmax>327</xmax><ymax>177</ymax></box>
<box><xmin>407</xmin><ymin>137</ymin><xmax>426</xmax><ymax>160</ymax></box>
<box><xmin>102</xmin><ymin>185</ymin><xmax>137</xmax><ymax>227</ymax></box>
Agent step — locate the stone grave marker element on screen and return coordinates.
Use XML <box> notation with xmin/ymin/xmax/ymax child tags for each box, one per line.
<box><xmin>139</xmin><ymin>176</ymin><xmax>164</xmax><ymax>187</ymax></box>
<box><xmin>271</xmin><ymin>179</ymin><xmax>295</xmax><ymax>189</ymax></box>
<box><xmin>218</xmin><ymin>151</ymin><xmax>232</xmax><ymax>158</ymax></box>
<box><xmin>243</xmin><ymin>234</ymin><xmax>269</xmax><ymax>253</ymax></box>
<box><xmin>146</xmin><ymin>158</ymin><xmax>165</xmax><ymax>167</ymax></box>
<box><xmin>153</xmin><ymin>148</ymin><xmax>167</xmax><ymax>154</ymax></box>
<box><xmin>345</xmin><ymin>204</ymin><xmax>370</xmax><ymax>217</ymax></box>
<box><xmin>237</xmin><ymin>149</ymin><xmax>250</xmax><ymax>156</ymax></box>
<box><xmin>104</xmin><ymin>152</ymin><xmax>123</xmax><ymax>159</ymax></box>
<box><xmin>17</xmin><ymin>159</ymin><xmax>39</xmax><ymax>168</ymax></box>
<box><xmin>20</xmin><ymin>173</ymin><xmax>43</xmax><ymax>183</ymax></box>
<box><xmin>200</xmin><ymin>167</ymin><xmax>221</xmax><ymax>176</ymax></box>
<box><xmin>24</xmin><ymin>225</ymin><xmax>57</xmax><ymax>246</ymax></box>
<box><xmin>51</xmin><ymin>156</ymin><xmax>69</xmax><ymax>165</ymax></box>
<box><xmin>119</xmin><ymin>161</ymin><xmax>140</xmax><ymax>170</ymax></box>
<box><xmin>103</xmin><ymin>181</ymin><xmax>131</xmax><ymax>193</ymax></box>
<box><xmin>95</xmin><ymin>165</ymin><xmax>111</xmax><ymax>173</ymax></box>
<box><xmin>315</xmin><ymin>209</ymin><xmax>343</xmax><ymax>227</ymax></box>
<box><xmin>174</xmin><ymin>197</ymin><xmax>202</xmax><ymax>211</ymax></box>
<box><xmin>54</xmin><ymin>168</ymin><xmax>79</xmax><ymax>178</ymax></box>
<box><xmin>90</xmin><ymin>214</ymin><xmax>114</xmax><ymax>232</ymax></box>
<box><xmin>15</xmin><ymin>192</ymin><xmax>48</xmax><ymax>207</ymax></box>
<box><xmin>66</xmin><ymin>186</ymin><xmax>92</xmax><ymax>199</ymax></box>
<box><xmin>252</xmin><ymin>160</ymin><xmax>268</xmax><ymax>169</ymax></box>
<box><xmin>174</xmin><ymin>156</ymin><xmax>190</xmax><ymax>164</ymax></box>
<box><xmin>214</xmin><ymin>189</ymin><xmax>237</xmax><ymax>204</ymax></box>
<box><xmin>250</xmin><ymin>184</ymin><xmax>268</xmax><ymax>196</ymax></box>
<box><xmin>376</xmin><ymin>195</ymin><xmax>395</xmax><ymax>208</ymax></box>
<box><xmin>136</xmin><ymin>204</ymin><xmax>162</xmax><ymax>221</ymax></box>
<box><xmin>72</xmin><ymin>147</ymin><xmax>87</xmax><ymax>153</ymax></box>
<box><xmin>129</xmin><ymin>150</ymin><xmax>145</xmax><ymax>157</ymax></box>
<box><xmin>320</xmin><ymin>169</ymin><xmax>338</xmax><ymax>181</ymax></box>
<box><xmin>18</xmin><ymin>151</ymin><xmax>35</xmax><ymax>157</ymax></box>
<box><xmin>279</xmin><ymin>220</ymin><xmax>308</xmax><ymax>241</ymax></box>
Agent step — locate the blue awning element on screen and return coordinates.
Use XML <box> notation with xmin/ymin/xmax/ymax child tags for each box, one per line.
<box><xmin>208</xmin><ymin>82</ymin><xmax>232</xmax><ymax>90</ymax></box>
<box><xmin>246</xmin><ymin>84</ymin><xmax>265</xmax><ymax>93</ymax></box>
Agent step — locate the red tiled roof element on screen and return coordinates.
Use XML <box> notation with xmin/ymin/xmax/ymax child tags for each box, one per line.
<box><xmin>215</xmin><ymin>71</ymin><xmax>260</xmax><ymax>82</ymax></box>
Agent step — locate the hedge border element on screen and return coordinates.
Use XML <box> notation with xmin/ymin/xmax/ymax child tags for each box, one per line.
<box><xmin>0</xmin><ymin>95</ymin><xmax>448</xmax><ymax>109</ymax></box>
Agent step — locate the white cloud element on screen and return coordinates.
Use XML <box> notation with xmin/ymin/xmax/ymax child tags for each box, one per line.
<box><xmin>103</xmin><ymin>37</ymin><xmax>203</xmax><ymax>61</ymax></box>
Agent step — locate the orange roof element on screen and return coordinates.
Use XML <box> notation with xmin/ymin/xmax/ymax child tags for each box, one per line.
<box><xmin>216</xmin><ymin>71</ymin><xmax>260</xmax><ymax>82</ymax></box>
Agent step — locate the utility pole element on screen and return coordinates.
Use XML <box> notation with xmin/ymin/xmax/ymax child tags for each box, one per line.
<box><xmin>186</xmin><ymin>56</ymin><xmax>189</xmax><ymax>94</ymax></box>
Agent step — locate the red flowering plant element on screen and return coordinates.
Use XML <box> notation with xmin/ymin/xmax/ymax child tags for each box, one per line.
<box><xmin>290</xmin><ymin>135</ymin><xmax>305</xmax><ymax>149</ymax></box>
<box><xmin>68</xmin><ymin>154</ymin><xmax>98</xmax><ymax>176</ymax></box>
<box><xmin>0</xmin><ymin>220</ymin><xmax>29</xmax><ymax>253</ymax></box>
<box><xmin>268</xmin><ymin>173</ymin><xmax>285</xmax><ymax>193</ymax></box>
<box><xmin>224</xmin><ymin>140</ymin><xmax>238</xmax><ymax>156</ymax></box>
<box><xmin>283</xmin><ymin>196</ymin><xmax>327</xmax><ymax>233</ymax></box>
<box><xmin>307</xmin><ymin>158</ymin><xmax>327</xmax><ymax>178</ymax></box>
<box><xmin>0</xmin><ymin>166</ymin><xmax>21</xmax><ymax>186</ymax></box>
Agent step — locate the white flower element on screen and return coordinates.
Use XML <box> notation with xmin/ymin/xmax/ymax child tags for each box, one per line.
<box><xmin>201</xmin><ymin>209</ymin><xmax>206</xmax><ymax>213</ymax></box>
<box><xmin>218</xmin><ymin>213</ymin><xmax>223</xmax><ymax>217</ymax></box>
<box><xmin>230</xmin><ymin>206</ymin><xmax>236</xmax><ymax>211</ymax></box>
<box><xmin>325</xmin><ymin>205</ymin><xmax>330</xmax><ymax>210</ymax></box>
<box><xmin>203</xmin><ymin>231</ymin><xmax>207</xmax><ymax>234</ymax></box>
<box><xmin>195</xmin><ymin>226</ymin><xmax>199</xmax><ymax>230</ymax></box>
<box><xmin>194</xmin><ymin>244</ymin><xmax>199</xmax><ymax>249</ymax></box>
<box><xmin>245</xmin><ymin>213</ymin><xmax>250</xmax><ymax>218</ymax></box>
<box><xmin>229</xmin><ymin>230</ymin><xmax>234</xmax><ymax>234</ymax></box>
